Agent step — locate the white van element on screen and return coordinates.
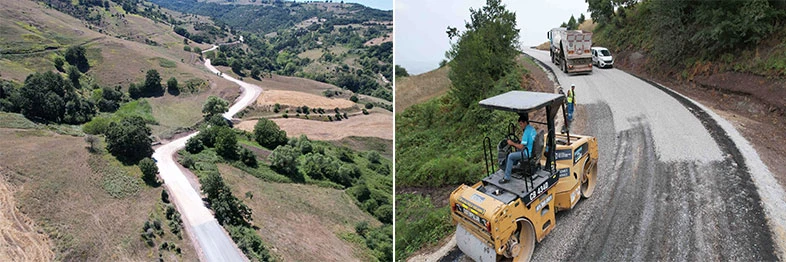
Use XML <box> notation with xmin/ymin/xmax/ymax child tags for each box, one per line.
<box><xmin>591</xmin><ymin>47</ymin><xmax>613</xmax><ymax>68</ymax></box>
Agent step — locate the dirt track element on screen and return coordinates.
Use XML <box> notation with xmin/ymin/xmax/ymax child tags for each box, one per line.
<box><xmin>0</xmin><ymin>167</ymin><xmax>54</xmax><ymax>262</ymax></box>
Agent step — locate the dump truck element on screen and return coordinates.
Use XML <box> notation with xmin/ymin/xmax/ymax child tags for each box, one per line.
<box><xmin>449</xmin><ymin>91</ymin><xmax>599</xmax><ymax>261</ymax></box>
<box><xmin>547</xmin><ymin>28</ymin><xmax>593</xmax><ymax>74</ymax></box>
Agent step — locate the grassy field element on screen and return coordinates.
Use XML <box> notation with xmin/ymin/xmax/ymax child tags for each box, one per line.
<box><xmin>393</xmin><ymin>66</ymin><xmax>451</xmax><ymax>113</ymax></box>
<box><xmin>219</xmin><ymin>164</ymin><xmax>381</xmax><ymax>261</ymax></box>
<box><xmin>0</xmin><ymin>128</ymin><xmax>197</xmax><ymax>261</ymax></box>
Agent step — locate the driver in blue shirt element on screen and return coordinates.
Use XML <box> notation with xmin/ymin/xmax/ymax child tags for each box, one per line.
<box><xmin>500</xmin><ymin>114</ymin><xmax>537</xmax><ymax>184</ymax></box>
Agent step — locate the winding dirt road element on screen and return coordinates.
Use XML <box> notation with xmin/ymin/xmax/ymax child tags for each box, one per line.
<box><xmin>151</xmin><ymin>49</ymin><xmax>263</xmax><ymax>261</ymax></box>
<box><xmin>433</xmin><ymin>49</ymin><xmax>786</xmax><ymax>261</ymax></box>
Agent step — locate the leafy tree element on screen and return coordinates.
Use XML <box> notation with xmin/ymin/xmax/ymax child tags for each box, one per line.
<box><xmin>18</xmin><ymin>71</ymin><xmax>94</xmax><ymax>123</ymax></box>
<box><xmin>202</xmin><ymin>96</ymin><xmax>229</xmax><ymax>120</ymax></box>
<box><xmin>186</xmin><ymin>136</ymin><xmax>204</xmax><ymax>153</ymax></box>
<box><xmin>139</xmin><ymin>157</ymin><xmax>159</xmax><ymax>186</ymax></box>
<box><xmin>365</xmin><ymin>103</ymin><xmax>374</xmax><ymax>109</ymax></box>
<box><xmin>200</xmin><ymin>171</ymin><xmax>252</xmax><ymax>227</ymax></box>
<box><xmin>144</xmin><ymin>69</ymin><xmax>164</xmax><ymax>95</ymax></box>
<box><xmin>54</xmin><ymin>56</ymin><xmax>65</xmax><ymax>72</ymax></box>
<box><xmin>240</xmin><ymin>147</ymin><xmax>257</xmax><ymax>167</ymax></box>
<box><xmin>567</xmin><ymin>15</ymin><xmax>577</xmax><ymax>29</ymax></box>
<box><xmin>268</xmin><ymin>145</ymin><xmax>303</xmax><ymax>181</ymax></box>
<box><xmin>299</xmin><ymin>153</ymin><xmax>339</xmax><ymax>180</ymax></box>
<box><xmin>65</xmin><ymin>45</ymin><xmax>90</xmax><ymax>72</ymax></box>
<box><xmin>446</xmin><ymin>0</ymin><xmax>519</xmax><ymax>108</ymax></box>
<box><xmin>374</xmin><ymin>204</ymin><xmax>393</xmax><ymax>224</ymax></box>
<box><xmin>231</xmin><ymin>59</ymin><xmax>244</xmax><ymax>76</ymax></box>
<box><xmin>167</xmin><ymin>77</ymin><xmax>179</xmax><ymax>95</ymax></box>
<box><xmin>85</xmin><ymin>135</ymin><xmax>99</xmax><ymax>153</ymax></box>
<box><xmin>97</xmin><ymin>86</ymin><xmax>123</xmax><ymax>112</ymax></box>
<box><xmin>350</xmin><ymin>95</ymin><xmax>358</xmax><ymax>103</ymax></box>
<box><xmin>367</xmin><ymin>151</ymin><xmax>381</xmax><ymax>164</ymax></box>
<box><xmin>578</xmin><ymin>13</ymin><xmax>586</xmax><ymax>24</ymax></box>
<box><xmin>394</xmin><ymin>65</ymin><xmax>409</xmax><ymax>78</ymax></box>
<box><xmin>215</xmin><ymin>126</ymin><xmax>238</xmax><ymax>159</ymax></box>
<box><xmin>253</xmin><ymin>118</ymin><xmax>287</xmax><ymax>149</ymax></box>
<box><xmin>129</xmin><ymin>83</ymin><xmax>142</xmax><ymax>99</ymax></box>
<box><xmin>105</xmin><ymin>116</ymin><xmax>153</xmax><ymax>164</ymax></box>
<box><xmin>250</xmin><ymin>67</ymin><xmax>261</xmax><ymax>80</ymax></box>
<box><xmin>67</xmin><ymin>65</ymin><xmax>81</xmax><ymax>89</ymax></box>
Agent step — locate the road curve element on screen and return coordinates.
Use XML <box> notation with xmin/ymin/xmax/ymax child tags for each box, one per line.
<box><xmin>151</xmin><ymin>54</ymin><xmax>264</xmax><ymax>261</ymax></box>
<box><xmin>438</xmin><ymin>49</ymin><xmax>785</xmax><ymax>261</ymax></box>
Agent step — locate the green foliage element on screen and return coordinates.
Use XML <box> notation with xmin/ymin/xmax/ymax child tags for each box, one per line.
<box><xmin>83</xmin><ymin>116</ymin><xmax>111</xmax><ymax>134</ymax></box>
<box><xmin>53</xmin><ymin>56</ymin><xmax>65</xmax><ymax>72</ymax></box>
<box><xmin>350</xmin><ymin>95</ymin><xmax>359</xmax><ymax>103</ymax></box>
<box><xmin>395</xmin><ymin>65</ymin><xmax>409</xmax><ymax>78</ymax></box>
<box><xmin>88</xmin><ymin>155</ymin><xmax>140</xmax><ymax>198</ymax></box>
<box><xmin>144</xmin><ymin>69</ymin><xmax>164</xmax><ymax>95</ymax></box>
<box><xmin>158</xmin><ymin>58</ymin><xmax>177</xmax><ymax>68</ymax></box>
<box><xmin>200</xmin><ymin>171</ymin><xmax>253</xmax><ymax>227</ymax></box>
<box><xmin>115</xmin><ymin>99</ymin><xmax>157</xmax><ymax>124</ymax></box>
<box><xmin>202</xmin><ymin>96</ymin><xmax>229</xmax><ymax>120</ymax></box>
<box><xmin>105</xmin><ymin>116</ymin><xmax>153</xmax><ymax>164</ymax></box>
<box><xmin>215</xmin><ymin>126</ymin><xmax>238</xmax><ymax>160</ymax></box>
<box><xmin>395</xmin><ymin>194</ymin><xmax>452</xmax><ymax>260</ymax></box>
<box><xmin>240</xmin><ymin>147</ymin><xmax>257</xmax><ymax>167</ymax></box>
<box><xmin>97</xmin><ymin>86</ymin><xmax>124</xmax><ymax>112</ymax></box>
<box><xmin>567</xmin><ymin>15</ymin><xmax>577</xmax><ymax>29</ymax></box>
<box><xmin>253</xmin><ymin>118</ymin><xmax>288</xmax><ymax>149</ymax></box>
<box><xmin>227</xmin><ymin>225</ymin><xmax>273</xmax><ymax>262</ymax></box>
<box><xmin>18</xmin><ymin>71</ymin><xmax>95</xmax><ymax>124</ymax></box>
<box><xmin>446</xmin><ymin>0</ymin><xmax>520</xmax><ymax>108</ymax></box>
<box><xmin>365</xmin><ymin>103</ymin><xmax>374</xmax><ymax>109</ymax></box>
<box><xmin>186</xmin><ymin>136</ymin><xmax>204</xmax><ymax>154</ymax></box>
<box><xmin>578</xmin><ymin>13</ymin><xmax>586</xmax><ymax>24</ymax></box>
<box><xmin>299</xmin><ymin>152</ymin><xmax>339</xmax><ymax>180</ymax></box>
<box><xmin>65</xmin><ymin>45</ymin><xmax>90</xmax><ymax>72</ymax></box>
<box><xmin>183</xmin><ymin>45</ymin><xmax>192</xmax><ymax>52</ymax></box>
<box><xmin>139</xmin><ymin>157</ymin><xmax>159</xmax><ymax>186</ymax></box>
<box><xmin>268</xmin><ymin>145</ymin><xmax>303</xmax><ymax>181</ymax></box>
<box><xmin>167</xmin><ymin>77</ymin><xmax>179</xmax><ymax>95</ymax></box>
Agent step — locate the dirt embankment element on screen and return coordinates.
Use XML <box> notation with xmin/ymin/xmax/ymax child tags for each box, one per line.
<box><xmin>0</xmin><ymin>167</ymin><xmax>54</xmax><ymax>261</ymax></box>
<box><xmin>614</xmin><ymin>51</ymin><xmax>786</xmax><ymax>189</ymax></box>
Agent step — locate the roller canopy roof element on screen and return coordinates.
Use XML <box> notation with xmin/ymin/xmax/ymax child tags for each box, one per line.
<box><xmin>478</xmin><ymin>91</ymin><xmax>565</xmax><ymax>114</ymax></box>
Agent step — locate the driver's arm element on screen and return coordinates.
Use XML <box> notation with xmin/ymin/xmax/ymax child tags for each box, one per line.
<box><xmin>507</xmin><ymin>139</ymin><xmax>525</xmax><ymax>150</ymax></box>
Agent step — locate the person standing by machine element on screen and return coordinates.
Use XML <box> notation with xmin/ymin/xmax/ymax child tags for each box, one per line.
<box><xmin>567</xmin><ymin>84</ymin><xmax>576</xmax><ymax>126</ymax></box>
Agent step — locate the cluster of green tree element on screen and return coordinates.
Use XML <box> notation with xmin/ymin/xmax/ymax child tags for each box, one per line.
<box><xmin>589</xmin><ymin>0</ymin><xmax>786</xmax><ymax>67</ymax></box>
<box><xmin>129</xmin><ymin>69</ymin><xmax>166</xmax><ymax>98</ymax></box>
<box><xmin>0</xmin><ymin>71</ymin><xmax>95</xmax><ymax>124</ymax></box>
<box><xmin>354</xmin><ymin>222</ymin><xmax>393</xmax><ymax>262</ymax></box>
<box><xmin>42</xmin><ymin>0</ymin><xmax>175</xmax><ymax>30</ymax></box>
<box><xmin>105</xmin><ymin>116</ymin><xmax>154</xmax><ymax>164</ymax></box>
<box><xmin>151</xmin><ymin>0</ymin><xmax>389</xmax><ymax>34</ymax></box>
<box><xmin>394</xmin><ymin>65</ymin><xmax>409</xmax><ymax>78</ymax></box>
<box><xmin>559</xmin><ymin>13</ymin><xmax>586</xmax><ymax>30</ymax></box>
<box><xmin>395</xmin><ymin>0</ymin><xmax>525</xmax><ymax>258</ymax></box>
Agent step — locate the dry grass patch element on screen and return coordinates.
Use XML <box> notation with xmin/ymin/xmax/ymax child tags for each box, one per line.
<box><xmin>394</xmin><ymin>66</ymin><xmax>451</xmax><ymax>113</ymax></box>
<box><xmin>0</xmin><ymin>129</ymin><xmax>197</xmax><ymax>261</ymax></box>
<box><xmin>217</xmin><ymin>164</ymin><xmax>380</xmax><ymax>261</ymax></box>
<box><xmin>256</xmin><ymin>90</ymin><xmax>356</xmax><ymax>110</ymax></box>
<box><xmin>0</xmin><ymin>167</ymin><xmax>54</xmax><ymax>262</ymax></box>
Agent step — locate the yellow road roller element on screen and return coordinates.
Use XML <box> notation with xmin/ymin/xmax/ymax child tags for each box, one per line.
<box><xmin>450</xmin><ymin>91</ymin><xmax>599</xmax><ymax>261</ymax></box>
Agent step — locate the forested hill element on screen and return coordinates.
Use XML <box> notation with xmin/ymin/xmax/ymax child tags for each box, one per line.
<box><xmin>589</xmin><ymin>0</ymin><xmax>786</xmax><ymax>78</ymax></box>
<box><xmin>150</xmin><ymin>0</ymin><xmax>391</xmax><ymax>34</ymax></box>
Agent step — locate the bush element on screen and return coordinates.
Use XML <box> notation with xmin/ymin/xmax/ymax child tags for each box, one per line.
<box><xmin>350</xmin><ymin>95</ymin><xmax>359</xmax><ymax>103</ymax></box>
<box><xmin>202</xmin><ymin>96</ymin><xmax>229</xmax><ymax>120</ymax></box>
<box><xmin>53</xmin><ymin>56</ymin><xmax>65</xmax><ymax>72</ymax></box>
<box><xmin>139</xmin><ymin>157</ymin><xmax>159</xmax><ymax>186</ymax></box>
<box><xmin>362</xmin><ymin>109</ymin><xmax>369</xmax><ymax>115</ymax></box>
<box><xmin>183</xmin><ymin>45</ymin><xmax>192</xmax><ymax>52</ymax></box>
<box><xmin>253</xmin><ymin>118</ymin><xmax>287</xmax><ymax>149</ymax></box>
<box><xmin>83</xmin><ymin>116</ymin><xmax>112</xmax><ymax>134</ymax></box>
<box><xmin>186</xmin><ymin>136</ymin><xmax>204</xmax><ymax>153</ymax></box>
<box><xmin>167</xmin><ymin>77</ymin><xmax>179</xmax><ymax>95</ymax></box>
<box><xmin>180</xmin><ymin>155</ymin><xmax>195</xmax><ymax>168</ymax></box>
<box><xmin>367</xmin><ymin>151</ymin><xmax>381</xmax><ymax>164</ymax></box>
<box><xmin>299</xmin><ymin>153</ymin><xmax>339</xmax><ymax>180</ymax></box>
<box><xmin>365</xmin><ymin>103</ymin><xmax>374</xmax><ymax>109</ymax></box>
<box><xmin>240</xmin><ymin>147</ymin><xmax>257</xmax><ymax>167</ymax></box>
<box><xmin>268</xmin><ymin>145</ymin><xmax>302</xmax><ymax>181</ymax></box>
<box><xmin>105</xmin><ymin>116</ymin><xmax>153</xmax><ymax>164</ymax></box>
<box><xmin>214</xmin><ymin>126</ymin><xmax>238</xmax><ymax>160</ymax></box>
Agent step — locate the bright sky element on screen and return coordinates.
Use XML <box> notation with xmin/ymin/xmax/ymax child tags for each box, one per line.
<box><xmin>343</xmin><ymin>0</ymin><xmax>392</xmax><ymax>10</ymax></box>
<box><xmin>395</xmin><ymin>0</ymin><xmax>590</xmax><ymax>75</ymax></box>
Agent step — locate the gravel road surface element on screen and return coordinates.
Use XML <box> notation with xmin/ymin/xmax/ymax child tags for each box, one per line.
<box><xmin>435</xmin><ymin>49</ymin><xmax>785</xmax><ymax>261</ymax></box>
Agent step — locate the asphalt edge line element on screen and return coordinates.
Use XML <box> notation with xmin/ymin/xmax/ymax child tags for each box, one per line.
<box><xmin>629</xmin><ymin>74</ymin><xmax>786</xmax><ymax>260</ymax></box>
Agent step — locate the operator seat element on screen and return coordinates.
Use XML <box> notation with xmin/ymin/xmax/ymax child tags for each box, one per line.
<box><xmin>513</xmin><ymin>130</ymin><xmax>545</xmax><ymax>177</ymax></box>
